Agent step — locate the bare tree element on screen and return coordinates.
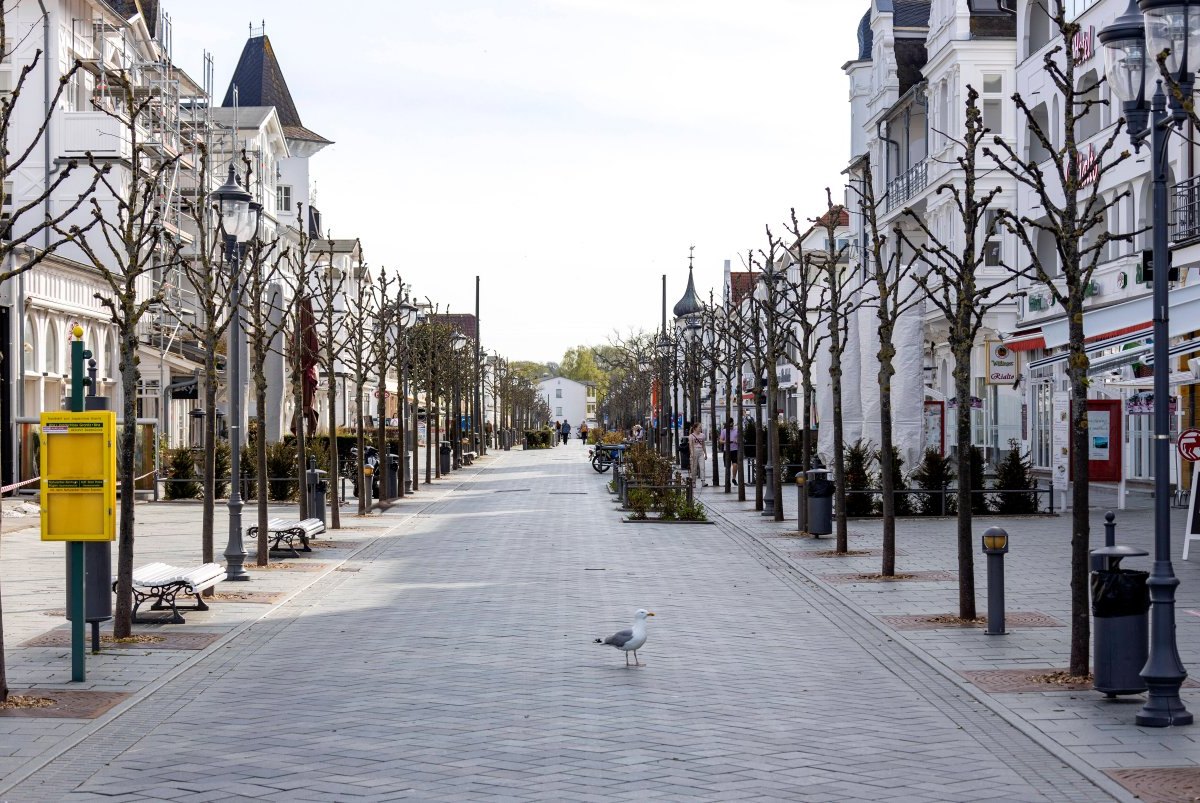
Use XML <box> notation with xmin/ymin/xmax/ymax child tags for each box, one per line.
<box><xmin>176</xmin><ymin>144</ymin><xmax>234</xmax><ymax>578</ymax></box>
<box><xmin>283</xmin><ymin>203</ymin><xmax>319</xmax><ymax>520</ymax></box>
<box><xmin>807</xmin><ymin>189</ymin><xmax>861</xmax><ymax>552</ymax></box>
<box><xmin>369</xmin><ymin>268</ymin><xmax>397</xmax><ymax>503</ymax></box>
<box><xmin>985</xmin><ymin>0</ymin><xmax>1132</xmax><ymax>674</ymax></box>
<box><xmin>65</xmin><ymin>67</ymin><xmax>185</xmax><ymax>638</ymax></box>
<box><xmin>0</xmin><ymin>4</ymin><xmax>109</xmax><ymax>700</ymax></box>
<box><xmin>340</xmin><ymin>267</ymin><xmax>377</xmax><ymax>513</ymax></box>
<box><xmin>312</xmin><ymin>237</ymin><xmax>348</xmax><ymax>529</ymax></box>
<box><xmin>897</xmin><ymin>87</ymin><xmax>1016</xmax><ymax>621</ymax></box>
<box><xmin>848</xmin><ymin>155</ymin><xmax>922</xmax><ymax>576</ymax></box>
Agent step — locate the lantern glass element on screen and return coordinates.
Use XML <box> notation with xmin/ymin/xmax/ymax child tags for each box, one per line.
<box><xmin>1104</xmin><ymin>32</ymin><xmax>1148</xmax><ymax>103</ymax></box>
<box><xmin>982</xmin><ymin>531</ymin><xmax>1009</xmax><ymax>551</ymax></box>
<box><xmin>1144</xmin><ymin>3</ymin><xmax>1200</xmax><ymax>80</ymax></box>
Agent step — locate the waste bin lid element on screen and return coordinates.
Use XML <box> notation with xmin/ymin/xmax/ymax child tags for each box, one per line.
<box><xmin>806</xmin><ymin>469</ymin><xmax>828</xmax><ymax>477</ymax></box>
<box><xmin>1090</xmin><ymin>545</ymin><xmax>1149</xmax><ymax>559</ymax></box>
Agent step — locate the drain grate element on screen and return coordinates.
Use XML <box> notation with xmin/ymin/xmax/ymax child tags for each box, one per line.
<box><xmin>494</xmin><ymin>488</ymin><xmax>531</xmax><ymax>493</ymax></box>
<box><xmin>549</xmin><ymin>492</ymin><xmax>587</xmax><ymax>495</ymax></box>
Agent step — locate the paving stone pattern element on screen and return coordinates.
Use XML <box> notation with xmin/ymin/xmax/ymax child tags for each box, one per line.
<box><xmin>4</xmin><ymin>444</ymin><xmax>1110</xmax><ymax>801</ymax></box>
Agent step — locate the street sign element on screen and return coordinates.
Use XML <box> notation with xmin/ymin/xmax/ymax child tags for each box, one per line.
<box><xmin>39</xmin><ymin>410</ymin><xmax>116</xmax><ymax>542</ymax></box>
<box><xmin>1180</xmin><ymin>428</ymin><xmax>1200</xmax><ymax>462</ymax></box>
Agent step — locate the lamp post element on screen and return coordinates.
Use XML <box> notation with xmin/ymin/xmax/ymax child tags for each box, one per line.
<box><xmin>393</xmin><ymin>297</ymin><xmax>419</xmax><ymax>496</ymax></box>
<box><xmin>1100</xmin><ymin>0</ymin><xmax>1197</xmax><ymax>727</ymax></box>
<box><xmin>450</xmin><ymin>331</ymin><xmax>468</xmax><ymax>469</ymax></box>
<box><xmin>673</xmin><ymin>256</ymin><xmax>705</xmax><ymax>475</ymax></box>
<box><xmin>212</xmin><ymin>164</ymin><xmax>261</xmax><ymax>582</ymax></box>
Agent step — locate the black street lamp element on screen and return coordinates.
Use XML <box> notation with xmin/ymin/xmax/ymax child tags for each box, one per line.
<box><xmin>212</xmin><ymin>164</ymin><xmax>261</xmax><ymax>582</ymax></box>
<box><xmin>1100</xmin><ymin>0</ymin><xmax>1198</xmax><ymax>727</ymax></box>
<box><xmin>673</xmin><ymin>258</ymin><xmax>705</xmax><ymax>466</ymax></box>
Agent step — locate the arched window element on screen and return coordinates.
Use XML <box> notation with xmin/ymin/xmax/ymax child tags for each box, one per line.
<box><xmin>1027</xmin><ymin>2</ymin><xmax>1052</xmax><ymax>57</ymax></box>
<box><xmin>1027</xmin><ymin>103</ymin><xmax>1051</xmax><ymax>163</ymax></box>
<box><xmin>44</xmin><ymin>323</ymin><xmax>58</xmax><ymax>375</ymax></box>
<box><xmin>1075</xmin><ymin>70</ymin><xmax>1101</xmax><ymax>141</ymax></box>
<box><xmin>22</xmin><ymin>317</ymin><xmax>35</xmax><ymax>372</ymax></box>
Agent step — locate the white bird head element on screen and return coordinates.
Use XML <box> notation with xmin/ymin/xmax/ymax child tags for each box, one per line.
<box><xmin>634</xmin><ymin>609</ymin><xmax>655</xmax><ymax>620</ymax></box>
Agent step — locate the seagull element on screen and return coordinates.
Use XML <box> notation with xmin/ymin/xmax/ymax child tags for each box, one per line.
<box><xmin>595</xmin><ymin>609</ymin><xmax>655</xmax><ymax>667</ymax></box>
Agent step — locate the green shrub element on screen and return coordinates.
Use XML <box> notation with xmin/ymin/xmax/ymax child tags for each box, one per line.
<box><xmin>911</xmin><ymin>448</ymin><xmax>954</xmax><ymax>515</ymax></box>
<box><xmin>266</xmin><ymin>440</ymin><xmax>297</xmax><ymax>501</ymax></box>
<box><xmin>164</xmin><ymin>447</ymin><xmax>200</xmax><ymax>500</ymax></box>
<box><xmin>628</xmin><ymin>488</ymin><xmax>652</xmax><ymax>520</ymax></box>
<box><xmin>241</xmin><ymin>444</ymin><xmax>257</xmax><ymax>499</ymax></box>
<box><xmin>680</xmin><ymin>496</ymin><xmax>707</xmax><ymax>521</ymax></box>
<box><xmin>843</xmin><ymin>439</ymin><xmax>876</xmax><ymax>517</ymax></box>
<box><xmin>994</xmin><ymin>439</ymin><xmax>1039</xmax><ymax>514</ymax></box>
<box><xmin>873</xmin><ymin>448</ymin><xmax>913</xmax><ymax>517</ymax></box>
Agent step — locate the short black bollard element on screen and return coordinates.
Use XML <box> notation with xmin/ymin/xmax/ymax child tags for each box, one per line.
<box><xmin>982</xmin><ymin>526</ymin><xmax>1009</xmax><ymax>635</ymax></box>
<box><xmin>1104</xmin><ymin>510</ymin><xmax>1117</xmax><ymax>548</ymax></box>
<box><xmin>762</xmin><ymin>463</ymin><xmax>775</xmax><ymax>517</ymax></box>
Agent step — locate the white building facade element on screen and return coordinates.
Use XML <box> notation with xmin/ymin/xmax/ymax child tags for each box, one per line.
<box><xmin>538</xmin><ymin>376</ymin><xmax>593</xmax><ymax>429</ymax></box>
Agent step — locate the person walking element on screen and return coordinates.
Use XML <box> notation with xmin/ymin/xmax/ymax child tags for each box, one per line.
<box><xmin>579</xmin><ymin>421</ymin><xmax>589</xmax><ymax>443</ymax></box>
<box><xmin>688</xmin><ymin>422</ymin><xmax>707</xmax><ymax>488</ymax></box>
<box><xmin>560</xmin><ymin>420</ymin><xmax>571</xmax><ymax>445</ymax></box>
<box><xmin>719</xmin><ymin>417</ymin><xmax>740</xmax><ymax>486</ymax></box>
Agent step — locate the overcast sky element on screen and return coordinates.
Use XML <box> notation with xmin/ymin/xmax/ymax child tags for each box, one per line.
<box><xmin>168</xmin><ymin>1</ymin><xmax>865</xmax><ymax>364</ymax></box>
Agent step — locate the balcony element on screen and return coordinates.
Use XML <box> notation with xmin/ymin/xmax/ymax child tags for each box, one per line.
<box><xmin>886</xmin><ymin>161</ymin><xmax>928</xmax><ymax>212</ymax></box>
<box><xmin>1173</xmin><ymin>175</ymin><xmax>1200</xmax><ymax>245</ymax></box>
<box><xmin>60</xmin><ymin>111</ymin><xmax>131</xmax><ymax>160</ymax></box>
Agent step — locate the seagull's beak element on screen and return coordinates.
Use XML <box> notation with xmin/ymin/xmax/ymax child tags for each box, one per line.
<box><xmin>647</xmin><ymin>612</ymin><xmax>655</xmax><ymax>617</ymax></box>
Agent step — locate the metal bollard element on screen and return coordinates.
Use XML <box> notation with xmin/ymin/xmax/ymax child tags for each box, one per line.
<box><xmin>982</xmin><ymin>526</ymin><xmax>1009</xmax><ymax>635</ymax></box>
<box><xmin>796</xmin><ymin>474</ymin><xmax>807</xmax><ymax>533</ymax></box>
<box><xmin>1104</xmin><ymin>510</ymin><xmax>1117</xmax><ymax>548</ymax></box>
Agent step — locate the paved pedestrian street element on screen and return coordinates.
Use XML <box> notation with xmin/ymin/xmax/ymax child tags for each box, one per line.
<box><xmin>0</xmin><ymin>446</ymin><xmax>1171</xmax><ymax>801</ymax></box>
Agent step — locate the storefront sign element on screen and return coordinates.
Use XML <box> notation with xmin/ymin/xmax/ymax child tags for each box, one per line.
<box><xmin>1126</xmin><ymin>391</ymin><xmax>1179</xmax><ymax>415</ymax></box>
<box><xmin>1072</xmin><ymin>25</ymin><xmax>1096</xmax><ymax>65</ymax></box>
<box><xmin>1087</xmin><ymin>408</ymin><xmax>1110</xmax><ymax>461</ymax></box>
<box><xmin>986</xmin><ymin>341</ymin><xmax>1017</xmax><ymax>384</ymax></box>
<box><xmin>1052</xmin><ymin>392</ymin><xmax>1070</xmax><ymax>491</ymax></box>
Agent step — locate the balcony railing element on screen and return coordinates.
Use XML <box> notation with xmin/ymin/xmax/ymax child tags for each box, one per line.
<box><xmin>886</xmin><ymin>160</ymin><xmax>928</xmax><ymax>212</ymax></box>
<box><xmin>1173</xmin><ymin>175</ymin><xmax>1200</xmax><ymax>245</ymax></box>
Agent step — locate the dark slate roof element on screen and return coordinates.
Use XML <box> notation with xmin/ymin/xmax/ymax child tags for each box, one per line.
<box><xmin>432</xmin><ymin>313</ymin><xmax>478</xmax><ymax>341</ymax></box>
<box><xmin>104</xmin><ymin>0</ymin><xmax>158</xmax><ymax>38</ymax></box>
<box><xmin>221</xmin><ymin>35</ymin><xmax>332</xmax><ymax>145</ymax></box>
<box><xmin>893</xmin><ymin>0</ymin><xmax>932</xmax><ymax>29</ymax></box>
<box><xmin>672</xmin><ymin>268</ymin><xmax>704</xmax><ymax>319</ymax></box>
<box><xmin>857</xmin><ymin>10</ymin><xmax>872</xmax><ymax>61</ymax></box>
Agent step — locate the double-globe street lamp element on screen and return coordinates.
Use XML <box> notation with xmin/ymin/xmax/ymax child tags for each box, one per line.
<box><xmin>1100</xmin><ymin>0</ymin><xmax>1198</xmax><ymax>727</ymax></box>
<box><xmin>212</xmin><ymin>164</ymin><xmax>262</xmax><ymax>582</ymax></box>
<box><xmin>390</xmin><ymin>296</ymin><xmax>420</xmax><ymax>497</ymax></box>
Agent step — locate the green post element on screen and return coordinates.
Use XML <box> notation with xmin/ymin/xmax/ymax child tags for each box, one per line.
<box><xmin>69</xmin><ymin>334</ymin><xmax>85</xmax><ymax>682</ymax></box>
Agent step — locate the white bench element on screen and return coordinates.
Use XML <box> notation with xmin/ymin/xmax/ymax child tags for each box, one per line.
<box><xmin>247</xmin><ymin>517</ymin><xmax>325</xmax><ymax>557</ymax></box>
<box><xmin>123</xmin><ymin>562</ymin><xmax>226</xmax><ymax>624</ymax></box>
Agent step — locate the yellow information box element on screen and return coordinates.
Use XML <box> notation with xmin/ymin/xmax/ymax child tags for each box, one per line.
<box><xmin>39</xmin><ymin>411</ymin><xmax>116</xmax><ymax>542</ymax></box>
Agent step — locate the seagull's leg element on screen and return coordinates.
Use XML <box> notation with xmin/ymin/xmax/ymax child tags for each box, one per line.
<box><xmin>624</xmin><ymin>651</ymin><xmax>630</xmax><ymax>667</ymax></box>
<box><xmin>632</xmin><ymin>650</ymin><xmax>640</xmax><ymax>667</ymax></box>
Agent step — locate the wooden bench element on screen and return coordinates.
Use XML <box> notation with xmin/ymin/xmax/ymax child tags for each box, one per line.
<box><xmin>247</xmin><ymin>517</ymin><xmax>325</xmax><ymax>557</ymax></box>
<box><xmin>122</xmin><ymin>562</ymin><xmax>226</xmax><ymax>624</ymax></box>
<box><xmin>463</xmin><ymin>451</ymin><xmax>478</xmax><ymax>465</ymax></box>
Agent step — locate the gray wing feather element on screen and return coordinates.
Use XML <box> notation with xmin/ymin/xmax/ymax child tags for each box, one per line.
<box><xmin>604</xmin><ymin>628</ymin><xmax>634</xmax><ymax>648</ymax></box>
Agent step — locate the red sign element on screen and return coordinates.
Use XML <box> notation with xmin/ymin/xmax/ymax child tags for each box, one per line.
<box><xmin>1179</xmin><ymin>428</ymin><xmax>1200</xmax><ymax>462</ymax></box>
<box><xmin>1072</xmin><ymin>26</ymin><xmax>1096</xmax><ymax>65</ymax></box>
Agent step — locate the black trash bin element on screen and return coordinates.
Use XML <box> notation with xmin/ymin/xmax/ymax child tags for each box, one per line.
<box><xmin>440</xmin><ymin>441</ymin><xmax>452</xmax><ymax>474</ymax></box>
<box><xmin>1091</xmin><ymin>545</ymin><xmax>1150</xmax><ymax>697</ymax></box>
<box><xmin>678</xmin><ymin>439</ymin><xmax>690</xmax><ymax>471</ymax></box>
<box><xmin>306</xmin><ymin>465</ymin><xmax>328</xmax><ymax>528</ymax></box>
<box><xmin>384</xmin><ymin>454</ymin><xmax>400</xmax><ymax>497</ymax></box>
<box><xmin>806</xmin><ymin>469</ymin><xmax>833</xmax><ymax>536</ymax></box>
<box><xmin>67</xmin><ymin>542</ymin><xmax>112</xmax><ymax>624</ymax></box>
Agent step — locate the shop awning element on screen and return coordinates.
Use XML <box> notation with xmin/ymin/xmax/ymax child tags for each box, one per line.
<box><xmin>1041</xmin><ymin>282</ymin><xmax>1200</xmax><ymax>348</ymax></box>
<box><xmin>1002</xmin><ymin>329</ymin><xmax>1045</xmax><ymax>351</ymax></box>
<box><xmin>1029</xmin><ymin>328</ymin><xmax>1153</xmax><ymax>373</ymax></box>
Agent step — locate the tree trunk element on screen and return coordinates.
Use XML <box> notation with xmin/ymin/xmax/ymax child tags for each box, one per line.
<box><xmin>737</xmin><ymin>350</ymin><xmax>746</xmax><ymax>503</ymax></box>
<box><xmin>878</xmin><ymin>335</ymin><xmax>897</xmax><ymax>577</ymax></box>
<box><xmin>356</xmin><ymin>381</ymin><xmax>367</xmax><ymax>514</ymax></box>
<box><xmin>113</xmin><ymin>327</ymin><xmax>138</xmax><ymax>639</ymax></box>
<box><xmin>1067</xmin><ymin>301</ymin><xmax>1091</xmax><ymax>676</ymax></box>
<box><xmin>327</xmin><ymin>374</ymin><xmax>341</xmax><ymax>530</ymax></box>
<box><xmin>767</xmin><ymin>347</ymin><xmax>783</xmax><ymax>522</ymax></box>
<box><xmin>830</xmin><ymin>329</ymin><xmax>848</xmax><ymax>553</ymax></box>
<box><xmin>255</xmin><ymin>377</ymin><xmax>269</xmax><ymax>566</ymax></box>
<box><xmin>377</xmin><ymin>351</ymin><xmax>389</xmax><ymax>503</ymax></box>
<box><xmin>293</xmin><ymin>312</ymin><xmax>308</xmax><ymax>520</ymax></box>
<box><xmin>952</xmin><ymin>341</ymin><xmax>977</xmax><ymax>620</ymax></box>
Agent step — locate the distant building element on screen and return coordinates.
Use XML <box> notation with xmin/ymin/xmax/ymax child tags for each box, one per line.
<box><xmin>537</xmin><ymin>377</ymin><xmax>594</xmax><ymax>428</ymax></box>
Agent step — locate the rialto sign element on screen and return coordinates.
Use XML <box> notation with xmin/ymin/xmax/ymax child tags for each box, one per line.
<box><xmin>1061</xmin><ymin>143</ymin><xmax>1101</xmax><ymax>188</ymax></box>
<box><xmin>986</xmin><ymin>341</ymin><xmax>1017</xmax><ymax>385</ymax></box>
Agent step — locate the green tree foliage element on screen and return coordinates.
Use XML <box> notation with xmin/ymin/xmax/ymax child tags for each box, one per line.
<box><xmin>842</xmin><ymin>439</ymin><xmax>875</xmax><ymax>517</ymax></box>
<box><xmin>911</xmin><ymin>448</ymin><xmax>955</xmax><ymax>516</ymax></box>
<box><xmin>994</xmin><ymin>440</ymin><xmax>1039</xmax><ymax>514</ymax></box>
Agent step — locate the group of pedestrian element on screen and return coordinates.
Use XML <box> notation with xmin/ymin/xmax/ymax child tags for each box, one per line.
<box><xmin>551</xmin><ymin>420</ymin><xmax>589</xmax><ymax>445</ymax></box>
<box><xmin>683</xmin><ymin>418</ymin><xmax>742</xmax><ymax>490</ymax></box>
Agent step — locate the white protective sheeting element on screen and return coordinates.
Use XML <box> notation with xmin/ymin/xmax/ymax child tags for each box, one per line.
<box><xmin>891</xmin><ymin>302</ymin><xmax>927</xmax><ymax>468</ymax></box>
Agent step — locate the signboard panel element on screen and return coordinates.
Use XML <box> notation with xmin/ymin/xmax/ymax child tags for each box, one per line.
<box><xmin>986</xmin><ymin>342</ymin><xmax>1017</xmax><ymax>385</ymax></box>
<box><xmin>1084</xmin><ymin>399</ymin><xmax>1122</xmax><ymax>483</ymax></box>
<box><xmin>1052</xmin><ymin>392</ymin><xmax>1070</xmax><ymax>491</ymax></box>
<box><xmin>39</xmin><ymin>411</ymin><xmax>116</xmax><ymax>542</ymax></box>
